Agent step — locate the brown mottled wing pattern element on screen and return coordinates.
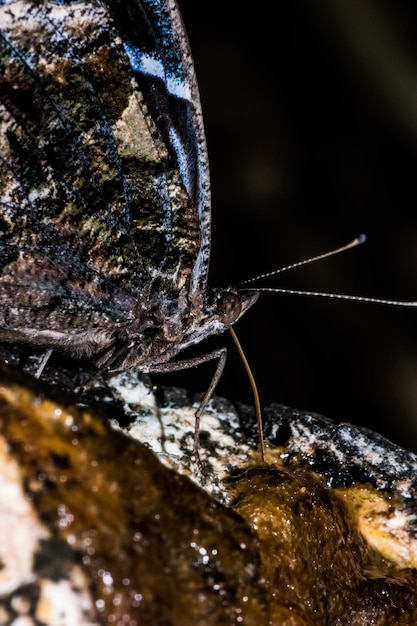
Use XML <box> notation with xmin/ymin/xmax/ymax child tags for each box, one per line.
<box><xmin>0</xmin><ymin>0</ymin><xmax>213</xmax><ymax>368</ymax></box>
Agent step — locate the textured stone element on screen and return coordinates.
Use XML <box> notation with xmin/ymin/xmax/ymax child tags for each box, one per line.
<box><xmin>0</xmin><ymin>364</ymin><xmax>417</xmax><ymax>624</ymax></box>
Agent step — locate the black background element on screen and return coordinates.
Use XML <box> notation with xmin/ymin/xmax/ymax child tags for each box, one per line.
<box><xmin>163</xmin><ymin>1</ymin><xmax>417</xmax><ymax>454</ymax></box>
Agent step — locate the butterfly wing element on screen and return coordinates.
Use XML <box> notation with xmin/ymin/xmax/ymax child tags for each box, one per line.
<box><xmin>0</xmin><ymin>0</ymin><xmax>211</xmax><ymax>361</ymax></box>
<box><xmin>110</xmin><ymin>0</ymin><xmax>211</xmax><ymax>298</ymax></box>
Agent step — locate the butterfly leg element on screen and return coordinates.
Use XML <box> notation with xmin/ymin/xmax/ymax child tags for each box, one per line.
<box><xmin>148</xmin><ymin>348</ymin><xmax>228</xmax><ymax>461</ymax></box>
<box><xmin>34</xmin><ymin>348</ymin><xmax>54</xmax><ymax>379</ymax></box>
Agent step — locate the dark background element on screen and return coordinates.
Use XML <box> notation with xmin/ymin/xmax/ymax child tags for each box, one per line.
<box><xmin>163</xmin><ymin>1</ymin><xmax>417</xmax><ymax>454</ymax></box>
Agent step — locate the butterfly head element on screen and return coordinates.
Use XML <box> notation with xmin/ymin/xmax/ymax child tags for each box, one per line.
<box><xmin>178</xmin><ymin>288</ymin><xmax>258</xmax><ymax>353</ymax></box>
<box><xmin>211</xmin><ymin>289</ymin><xmax>259</xmax><ymax>325</ymax></box>
<box><xmin>192</xmin><ymin>288</ymin><xmax>259</xmax><ymax>336</ymax></box>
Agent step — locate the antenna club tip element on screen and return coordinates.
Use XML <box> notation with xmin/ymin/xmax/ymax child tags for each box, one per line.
<box><xmin>357</xmin><ymin>233</ymin><xmax>367</xmax><ymax>244</ymax></box>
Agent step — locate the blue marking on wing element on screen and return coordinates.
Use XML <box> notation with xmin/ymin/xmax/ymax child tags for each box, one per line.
<box><xmin>123</xmin><ymin>43</ymin><xmax>190</xmax><ymax>101</ymax></box>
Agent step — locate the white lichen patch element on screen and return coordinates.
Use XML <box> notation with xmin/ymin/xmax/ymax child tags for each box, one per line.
<box><xmin>108</xmin><ymin>371</ymin><xmax>157</xmax><ymax>409</ymax></box>
<box><xmin>108</xmin><ymin>371</ymin><xmax>254</xmax><ymax>499</ymax></box>
<box><xmin>0</xmin><ymin>436</ymin><xmax>49</xmax><ymax>597</ymax></box>
<box><xmin>336</xmin><ymin>486</ymin><xmax>417</xmax><ymax>569</ymax></box>
<box><xmin>0</xmin><ymin>436</ymin><xmax>99</xmax><ymax>625</ymax></box>
<box><xmin>35</xmin><ymin>575</ymin><xmax>98</xmax><ymax>626</ymax></box>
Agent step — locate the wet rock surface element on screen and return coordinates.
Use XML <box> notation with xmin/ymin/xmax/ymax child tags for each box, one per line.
<box><xmin>0</xmin><ymin>362</ymin><xmax>416</xmax><ymax>625</ymax></box>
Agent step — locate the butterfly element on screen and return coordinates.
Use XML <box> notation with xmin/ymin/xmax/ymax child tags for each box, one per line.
<box><xmin>0</xmin><ymin>0</ymin><xmax>260</xmax><ymax>444</ymax></box>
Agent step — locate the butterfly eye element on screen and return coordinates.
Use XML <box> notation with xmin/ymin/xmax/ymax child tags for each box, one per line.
<box><xmin>218</xmin><ymin>292</ymin><xmax>242</xmax><ymax>325</ymax></box>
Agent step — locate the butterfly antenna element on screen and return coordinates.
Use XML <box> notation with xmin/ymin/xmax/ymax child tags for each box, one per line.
<box><xmin>240</xmin><ymin>234</ymin><xmax>366</xmax><ymax>286</ymax></box>
<box><xmin>239</xmin><ymin>233</ymin><xmax>417</xmax><ymax>307</ymax></box>
<box><xmin>239</xmin><ymin>288</ymin><xmax>417</xmax><ymax>307</ymax></box>
<box><xmin>229</xmin><ymin>326</ymin><xmax>265</xmax><ymax>463</ymax></box>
